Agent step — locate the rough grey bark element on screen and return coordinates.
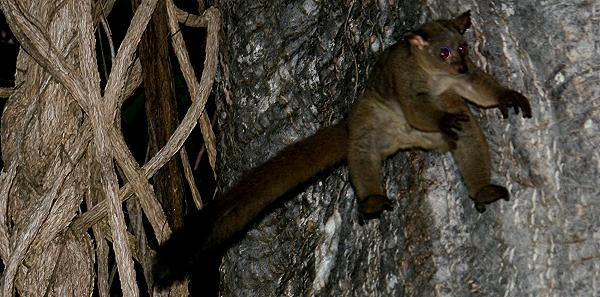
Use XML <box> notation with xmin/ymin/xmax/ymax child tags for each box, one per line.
<box><xmin>215</xmin><ymin>0</ymin><xmax>600</xmax><ymax>296</ymax></box>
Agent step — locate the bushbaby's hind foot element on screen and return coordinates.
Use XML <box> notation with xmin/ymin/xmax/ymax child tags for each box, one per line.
<box><xmin>472</xmin><ymin>185</ymin><xmax>509</xmax><ymax>213</ymax></box>
<box><xmin>358</xmin><ymin>195</ymin><xmax>393</xmax><ymax>223</ymax></box>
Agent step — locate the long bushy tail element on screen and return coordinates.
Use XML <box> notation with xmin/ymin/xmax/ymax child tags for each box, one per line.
<box><xmin>153</xmin><ymin>119</ymin><xmax>348</xmax><ymax>287</ymax></box>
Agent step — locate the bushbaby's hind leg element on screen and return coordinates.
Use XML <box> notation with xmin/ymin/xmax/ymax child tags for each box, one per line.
<box><xmin>348</xmin><ymin>128</ymin><xmax>393</xmax><ymax>221</ymax></box>
<box><xmin>348</xmin><ymin>100</ymin><xmax>449</xmax><ymax>220</ymax></box>
<box><xmin>445</xmin><ymin>94</ymin><xmax>509</xmax><ymax>212</ymax></box>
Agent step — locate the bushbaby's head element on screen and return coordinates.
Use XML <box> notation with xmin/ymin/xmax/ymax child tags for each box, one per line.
<box><xmin>406</xmin><ymin>11</ymin><xmax>472</xmax><ymax>75</ymax></box>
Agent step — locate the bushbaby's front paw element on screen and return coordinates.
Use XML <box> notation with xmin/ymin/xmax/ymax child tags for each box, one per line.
<box><xmin>439</xmin><ymin>112</ymin><xmax>470</xmax><ymax>150</ymax></box>
<box><xmin>498</xmin><ymin>90</ymin><xmax>532</xmax><ymax>119</ymax></box>
<box><xmin>472</xmin><ymin>185</ymin><xmax>509</xmax><ymax>213</ymax></box>
<box><xmin>440</xmin><ymin>112</ymin><xmax>470</xmax><ymax>139</ymax></box>
<box><xmin>357</xmin><ymin>195</ymin><xmax>393</xmax><ymax>221</ymax></box>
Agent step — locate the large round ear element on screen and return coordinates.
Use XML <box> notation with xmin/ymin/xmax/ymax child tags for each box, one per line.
<box><xmin>405</xmin><ymin>32</ymin><xmax>428</xmax><ymax>50</ymax></box>
<box><xmin>452</xmin><ymin>10</ymin><xmax>472</xmax><ymax>34</ymax></box>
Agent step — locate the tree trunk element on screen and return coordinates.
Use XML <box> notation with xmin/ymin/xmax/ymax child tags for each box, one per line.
<box><xmin>135</xmin><ymin>0</ymin><xmax>186</xmax><ymax>229</ymax></box>
<box><xmin>215</xmin><ymin>1</ymin><xmax>600</xmax><ymax>296</ymax></box>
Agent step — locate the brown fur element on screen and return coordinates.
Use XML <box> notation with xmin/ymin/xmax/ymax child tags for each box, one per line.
<box><xmin>153</xmin><ymin>11</ymin><xmax>532</xmax><ymax>287</ymax></box>
<box><xmin>153</xmin><ymin>120</ymin><xmax>348</xmax><ymax>287</ymax></box>
<box><xmin>203</xmin><ymin>119</ymin><xmax>348</xmax><ymax>250</ymax></box>
<box><xmin>347</xmin><ymin>11</ymin><xmax>531</xmax><ymax>217</ymax></box>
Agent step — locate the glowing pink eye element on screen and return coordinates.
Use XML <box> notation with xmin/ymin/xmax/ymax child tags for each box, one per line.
<box><xmin>439</xmin><ymin>47</ymin><xmax>451</xmax><ymax>60</ymax></box>
<box><xmin>458</xmin><ymin>44</ymin><xmax>468</xmax><ymax>56</ymax></box>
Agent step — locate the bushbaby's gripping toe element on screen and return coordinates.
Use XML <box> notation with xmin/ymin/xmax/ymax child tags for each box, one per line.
<box><xmin>472</xmin><ymin>185</ymin><xmax>509</xmax><ymax>213</ymax></box>
<box><xmin>358</xmin><ymin>195</ymin><xmax>393</xmax><ymax>223</ymax></box>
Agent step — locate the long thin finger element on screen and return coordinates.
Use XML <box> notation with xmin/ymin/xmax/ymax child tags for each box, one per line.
<box><xmin>500</xmin><ymin>105</ymin><xmax>509</xmax><ymax>119</ymax></box>
<box><xmin>521</xmin><ymin>101</ymin><xmax>533</xmax><ymax>118</ymax></box>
